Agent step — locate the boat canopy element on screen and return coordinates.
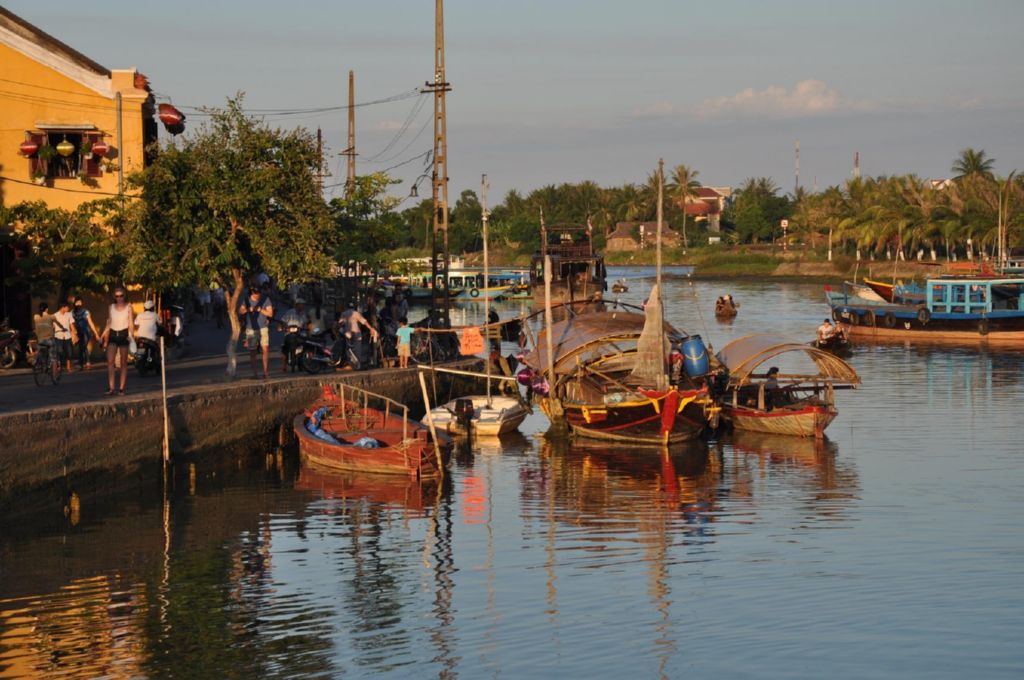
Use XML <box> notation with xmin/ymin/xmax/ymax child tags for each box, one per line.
<box><xmin>716</xmin><ymin>333</ymin><xmax>860</xmax><ymax>384</ymax></box>
<box><xmin>526</xmin><ymin>310</ymin><xmax>685</xmax><ymax>376</ymax></box>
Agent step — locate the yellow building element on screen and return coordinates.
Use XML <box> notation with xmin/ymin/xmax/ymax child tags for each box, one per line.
<box><xmin>0</xmin><ymin>7</ymin><xmax>158</xmax><ymax>210</ymax></box>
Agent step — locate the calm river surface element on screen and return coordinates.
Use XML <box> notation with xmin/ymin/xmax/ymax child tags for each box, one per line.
<box><xmin>2</xmin><ymin>267</ymin><xmax>1023</xmax><ymax>679</ymax></box>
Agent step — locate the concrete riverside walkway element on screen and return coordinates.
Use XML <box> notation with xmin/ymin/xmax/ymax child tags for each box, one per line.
<box><xmin>0</xmin><ymin>317</ymin><xmax>331</xmax><ymax>415</ymax></box>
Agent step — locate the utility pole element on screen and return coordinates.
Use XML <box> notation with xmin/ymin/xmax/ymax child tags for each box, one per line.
<box><xmin>853</xmin><ymin>151</ymin><xmax>861</xmax><ymax>180</ymax></box>
<box><xmin>316</xmin><ymin>127</ymin><xmax>323</xmax><ymax>195</ymax></box>
<box><xmin>794</xmin><ymin>139</ymin><xmax>800</xmax><ymax>195</ymax></box>
<box><xmin>423</xmin><ymin>0</ymin><xmax>452</xmax><ymax>327</ymax></box>
<box><xmin>344</xmin><ymin>70</ymin><xmax>356</xmax><ymax>197</ymax></box>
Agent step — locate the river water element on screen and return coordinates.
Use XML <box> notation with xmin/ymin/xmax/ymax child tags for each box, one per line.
<box><xmin>2</xmin><ymin>267</ymin><xmax>1022</xmax><ymax>679</ymax></box>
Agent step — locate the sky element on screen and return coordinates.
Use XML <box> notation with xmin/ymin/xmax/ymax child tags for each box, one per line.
<box><xmin>8</xmin><ymin>0</ymin><xmax>1024</xmax><ymax>204</ymax></box>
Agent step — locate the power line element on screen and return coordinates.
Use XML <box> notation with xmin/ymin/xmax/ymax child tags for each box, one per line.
<box><xmin>0</xmin><ymin>174</ymin><xmax>136</xmax><ymax>197</ymax></box>
<box><xmin>362</xmin><ymin>95</ymin><xmax>429</xmax><ymax>162</ymax></box>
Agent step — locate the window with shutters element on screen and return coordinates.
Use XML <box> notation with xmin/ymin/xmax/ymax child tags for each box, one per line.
<box><xmin>29</xmin><ymin>131</ymin><xmax>105</xmax><ymax>180</ymax></box>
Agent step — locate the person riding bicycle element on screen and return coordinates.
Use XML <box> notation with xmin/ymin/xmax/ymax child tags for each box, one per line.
<box><xmin>32</xmin><ymin>302</ymin><xmax>56</xmax><ymax>360</ymax></box>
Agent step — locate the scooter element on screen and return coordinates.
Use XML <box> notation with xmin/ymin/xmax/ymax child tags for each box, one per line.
<box><xmin>300</xmin><ymin>326</ymin><xmax>351</xmax><ymax>374</ymax></box>
<box><xmin>0</xmin><ymin>318</ymin><xmax>21</xmax><ymax>370</ymax></box>
<box><xmin>281</xmin><ymin>323</ymin><xmax>306</xmax><ymax>372</ymax></box>
<box><xmin>134</xmin><ymin>336</ymin><xmax>161</xmax><ymax>377</ymax></box>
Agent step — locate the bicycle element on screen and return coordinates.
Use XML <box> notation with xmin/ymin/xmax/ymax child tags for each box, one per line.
<box><xmin>32</xmin><ymin>340</ymin><xmax>62</xmax><ymax>386</ymax></box>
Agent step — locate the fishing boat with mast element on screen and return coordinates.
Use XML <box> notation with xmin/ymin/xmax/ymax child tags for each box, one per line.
<box><xmin>526</xmin><ymin>162</ymin><xmax>715</xmax><ymax>445</ymax></box>
<box><xmin>422</xmin><ymin>174</ymin><xmax>529</xmax><ymax>438</ymax></box>
<box><xmin>529</xmin><ymin>220</ymin><xmax>607</xmax><ymax>307</ymax></box>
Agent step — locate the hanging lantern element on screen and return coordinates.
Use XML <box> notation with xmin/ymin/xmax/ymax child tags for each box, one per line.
<box><xmin>56</xmin><ymin>137</ymin><xmax>75</xmax><ymax>157</ymax></box>
<box><xmin>158</xmin><ymin>103</ymin><xmax>186</xmax><ymax>135</ymax></box>
<box><xmin>19</xmin><ymin>139</ymin><xmax>39</xmax><ymax>156</ymax></box>
<box><xmin>90</xmin><ymin>139</ymin><xmax>109</xmax><ymax>158</ymax></box>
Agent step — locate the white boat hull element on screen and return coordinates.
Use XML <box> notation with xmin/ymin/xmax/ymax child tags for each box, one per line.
<box><xmin>425</xmin><ymin>395</ymin><xmax>529</xmax><ymax>437</ymax></box>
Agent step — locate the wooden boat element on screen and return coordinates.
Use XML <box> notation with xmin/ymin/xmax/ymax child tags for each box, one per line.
<box><xmin>529</xmin><ymin>223</ymin><xmax>606</xmax><ymax>305</ymax></box>
<box><xmin>294</xmin><ymin>384</ymin><xmax>452</xmax><ymax>478</ymax></box>
<box><xmin>826</xmin><ymin>276</ymin><xmax>1024</xmax><ymax>344</ymax></box>
<box><xmin>525</xmin><ymin>294</ymin><xmax>714</xmax><ymax>445</ymax></box>
<box><xmin>424</xmin><ymin>395</ymin><xmax>529</xmax><ymax>437</ymax></box>
<box><xmin>715</xmin><ymin>334</ymin><xmax>860</xmax><ymax>439</ymax></box>
<box><xmin>611</xmin><ymin>279</ymin><xmax>629</xmax><ymax>293</ymax></box>
<box><xmin>863</xmin><ymin>277</ymin><xmax>925</xmax><ymax>304</ymax></box>
<box><xmin>812</xmin><ymin>332</ymin><xmax>852</xmax><ymax>356</ymax></box>
<box><xmin>714</xmin><ymin>297</ymin><xmax>738</xmax><ymax>318</ymax></box>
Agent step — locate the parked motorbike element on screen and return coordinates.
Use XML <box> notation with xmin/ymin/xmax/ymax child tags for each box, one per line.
<box><xmin>134</xmin><ymin>336</ymin><xmax>161</xmax><ymax>377</ymax></box>
<box><xmin>300</xmin><ymin>326</ymin><xmax>351</xmax><ymax>374</ymax></box>
<box><xmin>0</xmin><ymin>318</ymin><xmax>21</xmax><ymax>370</ymax></box>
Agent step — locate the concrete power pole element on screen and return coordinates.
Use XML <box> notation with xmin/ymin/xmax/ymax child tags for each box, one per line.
<box><xmin>345</xmin><ymin>70</ymin><xmax>356</xmax><ymax>197</ymax></box>
<box><xmin>423</xmin><ymin>0</ymin><xmax>452</xmax><ymax>327</ymax></box>
<box><xmin>853</xmin><ymin>151</ymin><xmax>861</xmax><ymax>180</ymax></box>
<box><xmin>794</xmin><ymin>139</ymin><xmax>800</xmax><ymax>195</ymax></box>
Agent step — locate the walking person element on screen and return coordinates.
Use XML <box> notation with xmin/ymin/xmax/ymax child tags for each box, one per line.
<box><xmin>101</xmin><ymin>287</ymin><xmax>134</xmax><ymax>395</ymax></box>
<box><xmin>53</xmin><ymin>300</ymin><xmax>75</xmax><ymax>373</ymax></box>
<box><xmin>239</xmin><ymin>286</ymin><xmax>273</xmax><ymax>379</ymax></box>
<box><xmin>340</xmin><ymin>302</ymin><xmax>377</xmax><ymax>370</ymax></box>
<box><xmin>72</xmin><ymin>297</ymin><xmax>101</xmax><ymax>370</ymax></box>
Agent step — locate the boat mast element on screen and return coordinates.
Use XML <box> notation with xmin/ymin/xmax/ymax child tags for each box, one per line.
<box><xmin>657</xmin><ymin>158</ymin><xmax>664</xmax><ymax>296</ymax></box>
<box><xmin>482</xmin><ymin>173</ymin><xmax>492</xmax><ymax>407</ymax></box>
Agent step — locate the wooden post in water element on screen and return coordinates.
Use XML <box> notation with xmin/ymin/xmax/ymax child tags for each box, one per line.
<box><xmin>160</xmin><ymin>336</ymin><xmax>170</xmax><ymax>463</ymax></box>
<box><xmin>482</xmin><ymin>173</ymin><xmax>492</xmax><ymax>408</ymax></box>
<box><xmin>544</xmin><ymin>255</ymin><xmax>563</xmax><ymax>419</ymax></box>
<box><xmin>418</xmin><ymin>370</ymin><xmax>445</xmax><ymax>476</ymax></box>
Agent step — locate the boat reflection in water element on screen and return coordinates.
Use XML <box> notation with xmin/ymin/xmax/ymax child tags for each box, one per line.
<box><xmin>295</xmin><ymin>464</ymin><xmax>442</xmax><ymax>518</ymax></box>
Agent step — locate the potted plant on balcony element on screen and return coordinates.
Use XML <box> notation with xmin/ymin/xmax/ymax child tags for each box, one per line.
<box><xmin>31</xmin><ymin>168</ymin><xmax>46</xmax><ymax>185</ymax></box>
<box><xmin>37</xmin><ymin>144</ymin><xmax>56</xmax><ymax>162</ymax></box>
<box><xmin>82</xmin><ymin>140</ymin><xmax>94</xmax><ymax>160</ymax></box>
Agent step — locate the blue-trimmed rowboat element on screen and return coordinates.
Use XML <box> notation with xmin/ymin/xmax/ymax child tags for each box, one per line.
<box><xmin>826</xmin><ymin>276</ymin><xmax>1024</xmax><ymax>344</ymax></box>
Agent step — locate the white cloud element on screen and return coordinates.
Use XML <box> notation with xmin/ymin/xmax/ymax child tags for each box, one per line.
<box><xmin>696</xmin><ymin>79</ymin><xmax>843</xmax><ymax>118</ymax></box>
<box><xmin>372</xmin><ymin>120</ymin><xmax>404</xmax><ymax>131</ymax></box>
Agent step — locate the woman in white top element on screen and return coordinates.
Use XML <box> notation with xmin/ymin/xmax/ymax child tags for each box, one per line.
<box><xmin>102</xmin><ymin>286</ymin><xmax>134</xmax><ymax>395</ymax></box>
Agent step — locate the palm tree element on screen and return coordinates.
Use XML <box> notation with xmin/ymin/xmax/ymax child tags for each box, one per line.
<box><xmin>667</xmin><ymin>164</ymin><xmax>700</xmax><ymax>248</ymax></box>
<box><xmin>952</xmin><ymin>148</ymin><xmax>996</xmax><ymax>179</ymax></box>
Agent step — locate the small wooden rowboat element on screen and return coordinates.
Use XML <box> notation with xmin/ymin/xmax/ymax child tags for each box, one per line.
<box><xmin>295</xmin><ymin>384</ymin><xmax>452</xmax><ymax>478</ymax></box>
<box><xmin>426</xmin><ymin>395</ymin><xmax>529</xmax><ymax>437</ymax></box>
<box><xmin>715</xmin><ymin>334</ymin><xmax>860</xmax><ymax>439</ymax></box>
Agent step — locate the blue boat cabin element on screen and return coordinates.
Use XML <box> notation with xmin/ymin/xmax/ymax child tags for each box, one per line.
<box><xmin>927</xmin><ymin>279</ymin><xmax>1024</xmax><ymax>316</ymax></box>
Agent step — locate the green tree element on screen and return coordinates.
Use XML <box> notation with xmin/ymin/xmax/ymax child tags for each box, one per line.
<box><xmin>4</xmin><ymin>200</ymin><xmax>122</xmax><ymax>299</ymax></box>
<box><xmin>123</xmin><ymin>95</ymin><xmax>334</xmax><ymax>375</ymax></box>
<box><xmin>328</xmin><ymin>172</ymin><xmax>405</xmax><ymax>266</ymax></box>
<box><xmin>667</xmin><ymin>164</ymin><xmax>700</xmax><ymax>248</ymax></box>
<box><xmin>952</xmin><ymin>148</ymin><xmax>996</xmax><ymax>179</ymax></box>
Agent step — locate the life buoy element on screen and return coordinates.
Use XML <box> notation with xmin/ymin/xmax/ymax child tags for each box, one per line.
<box><xmin>917</xmin><ymin>308</ymin><xmax>931</xmax><ymax>325</ymax></box>
<box><xmin>832</xmin><ymin>308</ymin><xmax>844</xmax><ymax>323</ymax></box>
<box><xmin>884</xmin><ymin>312</ymin><xmax>896</xmax><ymax>328</ymax></box>
<box><xmin>978</xmin><ymin>318</ymin><xmax>990</xmax><ymax>336</ymax></box>
<box><xmin>469</xmin><ymin>287</ymin><xmax>480</xmax><ymax>298</ymax></box>
<box><xmin>864</xmin><ymin>310</ymin><xmax>876</xmax><ymax>327</ymax></box>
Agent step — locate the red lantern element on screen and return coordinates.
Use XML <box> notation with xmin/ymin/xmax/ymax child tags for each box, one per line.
<box><xmin>19</xmin><ymin>139</ymin><xmax>39</xmax><ymax>156</ymax></box>
<box><xmin>158</xmin><ymin>103</ymin><xmax>184</xmax><ymax>126</ymax></box>
<box><xmin>90</xmin><ymin>139</ymin><xmax>109</xmax><ymax>158</ymax></box>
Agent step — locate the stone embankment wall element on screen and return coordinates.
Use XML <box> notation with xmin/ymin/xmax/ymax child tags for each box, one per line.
<box><xmin>0</xmin><ymin>364</ymin><xmax>480</xmax><ymax>515</ymax></box>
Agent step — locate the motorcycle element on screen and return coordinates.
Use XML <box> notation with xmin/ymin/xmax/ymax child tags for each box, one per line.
<box><xmin>300</xmin><ymin>326</ymin><xmax>352</xmax><ymax>374</ymax></box>
<box><xmin>0</xmin><ymin>318</ymin><xmax>21</xmax><ymax>370</ymax></box>
<box><xmin>134</xmin><ymin>336</ymin><xmax>161</xmax><ymax>377</ymax></box>
<box><xmin>281</xmin><ymin>323</ymin><xmax>306</xmax><ymax>372</ymax></box>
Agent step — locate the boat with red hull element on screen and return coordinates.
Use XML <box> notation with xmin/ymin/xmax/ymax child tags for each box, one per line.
<box><xmin>562</xmin><ymin>387</ymin><xmax>709</xmax><ymax>445</ymax></box>
<box><xmin>294</xmin><ymin>384</ymin><xmax>452</xmax><ymax>478</ymax></box>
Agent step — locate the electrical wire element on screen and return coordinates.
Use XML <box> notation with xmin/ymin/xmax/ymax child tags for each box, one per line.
<box><xmin>365</xmin><ymin>107</ymin><xmax>432</xmax><ymax>165</ymax></box>
<box><xmin>0</xmin><ymin>174</ymin><xmax>136</xmax><ymax>197</ymax></box>
<box><xmin>361</xmin><ymin>95</ymin><xmax>429</xmax><ymax>162</ymax></box>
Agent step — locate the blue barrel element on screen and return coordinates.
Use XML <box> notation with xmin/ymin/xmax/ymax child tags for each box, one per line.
<box><xmin>682</xmin><ymin>335</ymin><xmax>710</xmax><ymax>378</ymax></box>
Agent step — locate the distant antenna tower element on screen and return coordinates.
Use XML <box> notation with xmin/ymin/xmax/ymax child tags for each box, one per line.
<box><xmin>794</xmin><ymin>139</ymin><xmax>800</xmax><ymax>194</ymax></box>
<box><xmin>853</xmin><ymin>151</ymin><xmax>861</xmax><ymax>179</ymax></box>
